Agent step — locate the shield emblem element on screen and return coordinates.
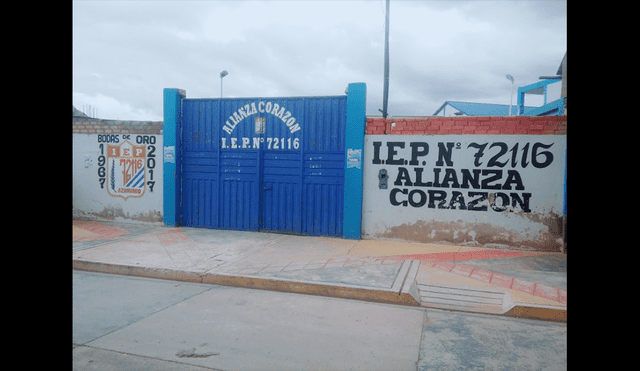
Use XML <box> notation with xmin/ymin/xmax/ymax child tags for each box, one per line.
<box><xmin>106</xmin><ymin>140</ymin><xmax>146</xmax><ymax>199</ymax></box>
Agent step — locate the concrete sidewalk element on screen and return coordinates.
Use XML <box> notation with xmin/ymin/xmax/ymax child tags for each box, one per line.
<box><xmin>72</xmin><ymin>219</ymin><xmax>566</xmax><ymax>322</ymax></box>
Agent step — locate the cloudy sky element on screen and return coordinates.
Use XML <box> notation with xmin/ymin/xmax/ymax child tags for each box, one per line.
<box><xmin>72</xmin><ymin>0</ymin><xmax>566</xmax><ymax>121</ymax></box>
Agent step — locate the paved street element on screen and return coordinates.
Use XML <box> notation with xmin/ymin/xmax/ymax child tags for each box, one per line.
<box><xmin>73</xmin><ymin>270</ymin><xmax>567</xmax><ymax>370</ymax></box>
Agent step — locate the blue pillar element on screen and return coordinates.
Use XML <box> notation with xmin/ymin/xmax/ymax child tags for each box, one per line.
<box><xmin>516</xmin><ymin>87</ymin><xmax>525</xmax><ymax>116</ymax></box>
<box><xmin>163</xmin><ymin>88</ymin><xmax>185</xmax><ymax>226</ymax></box>
<box><xmin>343</xmin><ymin>83</ymin><xmax>366</xmax><ymax>239</ymax></box>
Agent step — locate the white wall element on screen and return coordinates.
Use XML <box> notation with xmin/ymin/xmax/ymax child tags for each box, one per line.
<box><xmin>362</xmin><ymin>134</ymin><xmax>566</xmax><ymax>249</ymax></box>
<box><xmin>73</xmin><ymin>133</ymin><xmax>164</xmax><ymax>223</ymax></box>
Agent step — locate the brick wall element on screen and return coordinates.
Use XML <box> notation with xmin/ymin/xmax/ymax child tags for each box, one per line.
<box><xmin>72</xmin><ymin>117</ymin><xmax>163</xmax><ymax>135</ymax></box>
<box><xmin>365</xmin><ymin>116</ymin><xmax>567</xmax><ymax>135</ymax></box>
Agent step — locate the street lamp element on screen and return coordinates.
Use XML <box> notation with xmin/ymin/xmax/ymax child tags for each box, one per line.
<box><xmin>220</xmin><ymin>70</ymin><xmax>228</xmax><ymax>98</ymax></box>
<box><xmin>506</xmin><ymin>74</ymin><xmax>514</xmax><ymax>116</ymax></box>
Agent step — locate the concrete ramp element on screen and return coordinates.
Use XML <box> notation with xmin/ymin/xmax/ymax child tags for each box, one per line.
<box><xmin>417</xmin><ymin>283</ymin><xmax>505</xmax><ymax>314</ymax></box>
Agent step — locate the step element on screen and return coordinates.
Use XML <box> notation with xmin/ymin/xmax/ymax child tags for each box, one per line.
<box><xmin>418</xmin><ymin>282</ymin><xmax>506</xmax><ymax>314</ymax></box>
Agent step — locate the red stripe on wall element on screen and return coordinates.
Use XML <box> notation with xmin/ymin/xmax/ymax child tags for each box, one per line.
<box><xmin>365</xmin><ymin>116</ymin><xmax>567</xmax><ymax>135</ymax></box>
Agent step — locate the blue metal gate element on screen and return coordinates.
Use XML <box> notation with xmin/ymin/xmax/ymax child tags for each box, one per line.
<box><xmin>180</xmin><ymin>96</ymin><xmax>347</xmax><ymax>237</ymax></box>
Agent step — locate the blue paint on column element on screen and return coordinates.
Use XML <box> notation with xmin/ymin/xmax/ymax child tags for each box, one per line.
<box><xmin>343</xmin><ymin>83</ymin><xmax>366</xmax><ymax>239</ymax></box>
<box><xmin>163</xmin><ymin>88</ymin><xmax>185</xmax><ymax>226</ymax></box>
<box><xmin>563</xmin><ymin>148</ymin><xmax>567</xmax><ymax>216</ymax></box>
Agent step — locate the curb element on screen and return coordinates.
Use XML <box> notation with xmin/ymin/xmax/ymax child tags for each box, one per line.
<box><xmin>502</xmin><ymin>304</ymin><xmax>567</xmax><ymax>322</ymax></box>
<box><xmin>72</xmin><ymin>259</ymin><xmax>565</xmax><ymax>322</ymax></box>
<box><xmin>72</xmin><ymin>259</ymin><xmax>422</xmax><ymax>307</ymax></box>
<box><xmin>416</xmin><ymin>280</ymin><xmax>566</xmax><ymax>322</ymax></box>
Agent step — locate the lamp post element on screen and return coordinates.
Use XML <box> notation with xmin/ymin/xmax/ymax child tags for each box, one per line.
<box><xmin>220</xmin><ymin>70</ymin><xmax>228</xmax><ymax>98</ymax></box>
<box><xmin>380</xmin><ymin>0</ymin><xmax>390</xmax><ymax>119</ymax></box>
<box><xmin>506</xmin><ymin>74</ymin><xmax>514</xmax><ymax>116</ymax></box>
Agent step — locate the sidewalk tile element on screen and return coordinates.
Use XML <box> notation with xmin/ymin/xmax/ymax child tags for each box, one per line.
<box><xmin>305</xmin><ymin>263</ymin><xmax>327</xmax><ymax>270</ymax></box>
<box><xmin>229</xmin><ymin>260</ymin><xmax>253</xmax><ymax>268</ymax></box>
<box><xmin>257</xmin><ymin>267</ymin><xmax>282</xmax><ymax>273</ymax></box>
<box><xmin>381</xmin><ymin>257</ymin><xmax>400</xmax><ymax>265</ymax></box>
<box><xmin>360</xmin><ymin>257</ymin><xmax>383</xmax><ymax>265</ymax></box>
<box><xmin>381</xmin><ymin>256</ymin><xmax>404</xmax><ymax>263</ymax></box>
<box><xmin>512</xmin><ymin>278</ymin><xmax>536</xmax><ymax>295</ymax></box>
<box><xmin>329</xmin><ymin>257</ymin><xmax>349</xmax><ymax>262</ymax></box>
<box><xmin>259</xmin><ymin>266</ymin><xmax>285</xmax><ymax>273</ymax></box>
<box><xmin>288</xmin><ymin>260</ymin><xmax>311</xmax><ymax>266</ymax></box>
<box><xmin>534</xmin><ymin>284</ymin><xmax>560</xmax><ymax>302</ymax></box>
<box><xmin>470</xmin><ymin>269</ymin><xmax>493</xmax><ymax>283</ymax></box>
<box><xmin>72</xmin><ymin>220</ymin><xmax>128</xmax><ymax>242</ymax></box>
<box><xmin>452</xmin><ymin>251</ymin><xmax>474</xmax><ymax>261</ymax></box>
<box><xmin>436</xmin><ymin>252</ymin><xmax>456</xmax><ymax>261</ymax></box>
<box><xmin>281</xmin><ymin>261</ymin><xmax>309</xmax><ymax>270</ymax></box>
<box><xmin>216</xmin><ymin>267</ymin><xmax>242</xmax><ymax>274</ymax></box>
<box><xmin>324</xmin><ymin>260</ymin><xmax>346</xmax><ymax>268</ymax></box>
<box><xmin>158</xmin><ymin>233</ymin><xmax>177</xmax><ymax>245</ymax></box>
<box><xmin>490</xmin><ymin>272</ymin><xmax>514</xmax><ymax>289</ymax></box>
<box><xmin>450</xmin><ymin>264</ymin><xmax>474</xmax><ymax>277</ymax></box>
<box><xmin>344</xmin><ymin>258</ymin><xmax>364</xmax><ymax>267</ymax></box>
<box><xmin>306</xmin><ymin>259</ymin><xmax>328</xmax><ymax>266</ymax></box>
<box><xmin>412</xmin><ymin>252</ymin><xmax>455</xmax><ymax>262</ymax></box>
<box><xmin>433</xmin><ymin>262</ymin><xmax>455</xmax><ymax>272</ymax></box>
<box><xmin>247</xmin><ymin>264</ymin><xmax>270</xmax><ymax>270</ymax></box>
<box><xmin>238</xmin><ymin>268</ymin><xmax>262</xmax><ymax>275</ymax></box>
<box><xmin>558</xmin><ymin>289</ymin><xmax>567</xmax><ymax>304</ymax></box>
<box><xmin>281</xmin><ymin>264</ymin><xmax>306</xmax><ymax>272</ymax></box>
<box><xmin>170</xmin><ymin>229</ymin><xmax>190</xmax><ymax>242</ymax></box>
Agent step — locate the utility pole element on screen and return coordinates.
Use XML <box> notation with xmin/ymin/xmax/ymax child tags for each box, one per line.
<box><xmin>380</xmin><ymin>0</ymin><xmax>390</xmax><ymax>119</ymax></box>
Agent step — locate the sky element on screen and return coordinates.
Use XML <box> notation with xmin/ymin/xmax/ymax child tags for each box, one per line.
<box><xmin>72</xmin><ymin>0</ymin><xmax>566</xmax><ymax>121</ymax></box>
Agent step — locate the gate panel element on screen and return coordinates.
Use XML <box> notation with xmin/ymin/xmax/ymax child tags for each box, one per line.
<box><xmin>261</xmin><ymin>152</ymin><xmax>302</xmax><ymax>233</ymax></box>
<box><xmin>259</xmin><ymin>97</ymin><xmax>305</xmax><ymax>235</ymax></box>
<box><xmin>219</xmin><ymin>152</ymin><xmax>259</xmax><ymax>231</ymax></box>
<box><xmin>217</xmin><ymin>99</ymin><xmax>261</xmax><ymax>231</ymax></box>
<box><xmin>300</xmin><ymin>97</ymin><xmax>346</xmax><ymax>236</ymax></box>
<box><xmin>181</xmin><ymin>100</ymin><xmax>220</xmax><ymax>228</ymax></box>
<box><xmin>180</xmin><ymin>95</ymin><xmax>346</xmax><ymax>237</ymax></box>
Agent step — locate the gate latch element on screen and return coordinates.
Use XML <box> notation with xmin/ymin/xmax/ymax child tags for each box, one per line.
<box><xmin>378</xmin><ymin>169</ymin><xmax>388</xmax><ymax>189</ymax></box>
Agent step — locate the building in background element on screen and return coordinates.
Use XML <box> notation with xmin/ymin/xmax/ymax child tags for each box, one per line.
<box><xmin>517</xmin><ymin>52</ymin><xmax>566</xmax><ymax>116</ymax></box>
<box><xmin>433</xmin><ymin>101</ymin><xmax>537</xmax><ymax>117</ymax></box>
<box><xmin>434</xmin><ymin>52</ymin><xmax>567</xmax><ymax>118</ymax></box>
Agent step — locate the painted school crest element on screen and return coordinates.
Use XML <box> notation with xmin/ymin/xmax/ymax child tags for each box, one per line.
<box><xmin>106</xmin><ymin>140</ymin><xmax>146</xmax><ymax>199</ymax></box>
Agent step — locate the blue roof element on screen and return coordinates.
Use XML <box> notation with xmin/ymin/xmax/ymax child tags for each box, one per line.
<box><xmin>433</xmin><ymin>101</ymin><xmax>537</xmax><ymax>116</ymax></box>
